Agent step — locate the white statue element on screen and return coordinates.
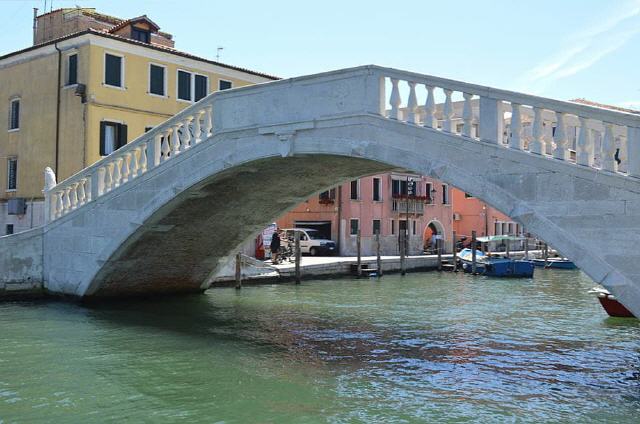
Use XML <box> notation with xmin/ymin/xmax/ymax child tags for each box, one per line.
<box><xmin>44</xmin><ymin>167</ymin><xmax>57</xmax><ymax>191</ymax></box>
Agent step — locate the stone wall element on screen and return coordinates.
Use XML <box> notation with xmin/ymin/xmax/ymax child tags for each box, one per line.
<box><xmin>0</xmin><ymin>228</ymin><xmax>44</xmax><ymax>296</ymax></box>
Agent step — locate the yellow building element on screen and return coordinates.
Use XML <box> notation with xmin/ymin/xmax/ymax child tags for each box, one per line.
<box><xmin>0</xmin><ymin>8</ymin><xmax>276</xmax><ymax>235</ymax></box>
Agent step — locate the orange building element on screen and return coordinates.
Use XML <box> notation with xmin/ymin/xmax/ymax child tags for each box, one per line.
<box><xmin>451</xmin><ymin>188</ymin><xmax>522</xmax><ymax>240</ymax></box>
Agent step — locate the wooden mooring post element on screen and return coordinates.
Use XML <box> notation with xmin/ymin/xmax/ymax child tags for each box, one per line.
<box><xmin>452</xmin><ymin>231</ymin><xmax>457</xmax><ymax>272</ymax></box>
<box><xmin>543</xmin><ymin>242</ymin><xmax>549</xmax><ymax>267</ymax></box>
<box><xmin>356</xmin><ymin>229</ymin><xmax>362</xmax><ymax>277</ymax></box>
<box><xmin>295</xmin><ymin>230</ymin><xmax>301</xmax><ymax>284</ymax></box>
<box><xmin>376</xmin><ymin>230</ymin><xmax>382</xmax><ymax>278</ymax></box>
<box><xmin>471</xmin><ymin>230</ymin><xmax>477</xmax><ymax>274</ymax></box>
<box><xmin>235</xmin><ymin>252</ymin><xmax>242</xmax><ymax>290</ymax></box>
<box><xmin>437</xmin><ymin>238</ymin><xmax>443</xmax><ymax>271</ymax></box>
<box><xmin>506</xmin><ymin>239</ymin><xmax>510</xmax><ymax>258</ymax></box>
<box><xmin>400</xmin><ymin>232</ymin><xmax>406</xmax><ymax>276</ymax></box>
<box><xmin>524</xmin><ymin>237</ymin><xmax>529</xmax><ymax>259</ymax></box>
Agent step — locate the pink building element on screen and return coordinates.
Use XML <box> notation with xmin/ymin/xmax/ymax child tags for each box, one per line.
<box><xmin>277</xmin><ymin>172</ymin><xmax>453</xmax><ymax>256</ymax></box>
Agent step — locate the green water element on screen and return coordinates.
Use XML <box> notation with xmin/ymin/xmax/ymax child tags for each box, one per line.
<box><xmin>1</xmin><ymin>270</ymin><xmax>639</xmax><ymax>423</ymax></box>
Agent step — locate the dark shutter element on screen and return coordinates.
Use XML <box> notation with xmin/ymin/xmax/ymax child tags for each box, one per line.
<box><xmin>105</xmin><ymin>54</ymin><xmax>122</xmax><ymax>87</ymax></box>
<box><xmin>178</xmin><ymin>71</ymin><xmax>191</xmax><ymax>101</ymax></box>
<box><xmin>8</xmin><ymin>159</ymin><xmax>17</xmax><ymax>190</ymax></box>
<box><xmin>68</xmin><ymin>54</ymin><xmax>78</xmax><ymax>85</ymax></box>
<box><xmin>373</xmin><ymin>178</ymin><xmax>380</xmax><ymax>201</ymax></box>
<box><xmin>10</xmin><ymin>100</ymin><xmax>19</xmax><ymax>130</ymax></box>
<box><xmin>219</xmin><ymin>80</ymin><xmax>232</xmax><ymax>90</ymax></box>
<box><xmin>195</xmin><ymin>75</ymin><xmax>208</xmax><ymax>101</ymax></box>
<box><xmin>350</xmin><ymin>180</ymin><xmax>358</xmax><ymax>200</ymax></box>
<box><xmin>149</xmin><ymin>64</ymin><xmax>164</xmax><ymax>96</ymax></box>
<box><xmin>117</xmin><ymin>124</ymin><xmax>128</xmax><ymax>150</ymax></box>
<box><xmin>99</xmin><ymin>121</ymin><xmax>107</xmax><ymax>156</ymax></box>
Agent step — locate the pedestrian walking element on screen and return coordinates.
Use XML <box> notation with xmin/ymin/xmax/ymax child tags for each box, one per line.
<box><xmin>270</xmin><ymin>230</ymin><xmax>281</xmax><ymax>264</ymax></box>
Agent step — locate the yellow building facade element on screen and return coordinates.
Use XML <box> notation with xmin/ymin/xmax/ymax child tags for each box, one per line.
<box><xmin>0</xmin><ymin>10</ymin><xmax>275</xmax><ymax>234</ymax></box>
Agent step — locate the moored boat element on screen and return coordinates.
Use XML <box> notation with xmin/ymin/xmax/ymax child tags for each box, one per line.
<box><xmin>588</xmin><ymin>287</ymin><xmax>635</xmax><ymax>318</ymax></box>
<box><xmin>530</xmin><ymin>258</ymin><xmax>577</xmax><ymax>269</ymax></box>
<box><xmin>458</xmin><ymin>249</ymin><xmax>534</xmax><ymax>278</ymax></box>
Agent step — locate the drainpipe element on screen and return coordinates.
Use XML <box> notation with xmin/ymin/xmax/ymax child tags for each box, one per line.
<box><xmin>54</xmin><ymin>42</ymin><xmax>62</xmax><ymax>176</ymax></box>
<box><xmin>336</xmin><ymin>185</ymin><xmax>342</xmax><ymax>255</ymax></box>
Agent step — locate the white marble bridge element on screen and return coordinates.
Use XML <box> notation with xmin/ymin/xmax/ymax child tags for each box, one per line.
<box><xmin>2</xmin><ymin>65</ymin><xmax>640</xmax><ymax>315</ymax></box>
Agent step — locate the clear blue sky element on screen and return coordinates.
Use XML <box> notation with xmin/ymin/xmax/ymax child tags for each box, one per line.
<box><xmin>2</xmin><ymin>0</ymin><xmax>640</xmax><ymax>108</ymax></box>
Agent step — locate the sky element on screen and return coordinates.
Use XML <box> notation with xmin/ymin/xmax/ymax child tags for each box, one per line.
<box><xmin>1</xmin><ymin>0</ymin><xmax>640</xmax><ymax>108</ymax></box>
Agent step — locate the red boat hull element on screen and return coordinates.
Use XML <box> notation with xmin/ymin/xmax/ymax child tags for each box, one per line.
<box><xmin>597</xmin><ymin>297</ymin><xmax>635</xmax><ymax>318</ymax></box>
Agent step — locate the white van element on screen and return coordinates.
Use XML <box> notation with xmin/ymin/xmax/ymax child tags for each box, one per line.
<box><xmin>281</xmin><ymin>228</ymin><xmax>337</xmax><ymax>256</ymax></box>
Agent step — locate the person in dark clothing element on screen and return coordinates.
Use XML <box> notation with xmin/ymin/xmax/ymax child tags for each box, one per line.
<box><xmin>270</xmin><ymin>230</ymin><xmax>281</xmax><ymax>264</ymax></box>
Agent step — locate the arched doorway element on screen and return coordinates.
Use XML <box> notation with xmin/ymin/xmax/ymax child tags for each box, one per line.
<box><xmin>423</xmin><ymin>220</ymin><xmax>445</xmax><ymax>254</ymax></box>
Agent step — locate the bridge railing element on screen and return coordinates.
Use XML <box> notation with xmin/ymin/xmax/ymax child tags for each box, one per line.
<box><xmin>44</xmin><ymin>95</ymin><xmax>215</xmax><ymax>223</ymax></box>
<box><xmin>371</xmin><ymin>66</ymin><xmax>640</xmax><ymax>178</ymax></box>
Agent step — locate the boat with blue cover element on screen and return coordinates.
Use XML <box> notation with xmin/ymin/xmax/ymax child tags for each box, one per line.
<box><xmin>458</xmin><ymin>248</ymin><xmax>534</xmax><ymax>278</ymax></box>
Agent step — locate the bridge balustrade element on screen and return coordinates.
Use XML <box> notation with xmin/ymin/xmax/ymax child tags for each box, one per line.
<box><xmin>376</xmin><ymin>67</ymin><xmax>640</xmax><ymax>178</ymax></box>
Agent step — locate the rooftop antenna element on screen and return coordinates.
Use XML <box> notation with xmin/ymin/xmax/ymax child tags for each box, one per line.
<box><xmin>216</xmin><ymin>46</ymin><xmax>224</xmax><ymax>62</ymax></box>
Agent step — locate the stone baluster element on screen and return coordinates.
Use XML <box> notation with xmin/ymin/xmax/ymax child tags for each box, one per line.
<box><xmin>130</xmin><ymin>149</ymin><xmax>139</xmax><ymax>178</ymax></box>
<box><xmin>64</xmin><ymin>187</ymin><xmax>72</xmax><ymax>214</ymax></box>
<box><xmin>576</xmin><ymin>117</ymin><xmax>593</xmax><ymax>167</ymax></box>
<box><xmin>193</xmin><ymin>111</ymin><xmax>203</xmax><ymax>143</ymax></box>
<box><xmin>104</xmin><ymin>164</ymin><xmax>113</xmax><ymax>193</ymax></box>
<box><xmin>389</xmin><ymin>78</ymin><xmax>401</xmax><ymax>120</ymax></box>
<box><xmin>553</xmin><ymin>112</ymin><xmax>568</xmax><ymax>160</ymax></box>
<box><xmin>423</xmin><ymin>85</ymin><xmax>436</xmax><ymax>128</ymax></box>
<box><xmin>442</xmin><ymin>89</ymin><xmax>454</xmax><ymax>133</ymax></box>
<box><xmin>49</xmin><ymin>193</ymin><xmax>58</xmax><ymax>221</ymax></box>
<box><xmin>628</xmin><ymin>126</ymin><xmax>640</xmax><ymax>177</ymax></box>
<box><xmin>77</xmin><ymin>180</ymin><xmax>86</xmax><ymax>206</ymax></box>
<box><xmin>121</xmin><ymin>153</ymin><xmax>131</xmax><ymax>184</ymax></box>
<box><xmin>112</xmin><ymin>158</ymin><xmax>122</xmax><ymax>188</ymax></box>
<box><xmin>602</xmin><ymin>122</ymin><xmax>617</xmax><ymax>172</ymax></box>
<box><xmin>509</xmin><ymin>103</ymin><xmax>523</xmax><ymax>150</ymax></box>
<box><xmin>161</xmin><ymin>130</ymin><xmax>171</xmax><ymax>161</ymax></box>
<box><xmin>530</xmin><ymin>107</ymin><xmax>545</xmax><ymax>154</ymax></box>
<box><xmin>139</xmin><ymin>145</ymin><xmax>148</xmax><ymax>174</ymax></box>
<box><xmin>204</xmin><ymin>106</ymin><xmax>213</xmax><ymax>136</ymax></box>
<box><xmin>406</xmin><ymin>81</ymin><xmax>418</xmax><ymax>124</ymax></box>
<box><xmin>85</xmin><ymin>176</ymin><xmax>92</xmax><ymax>202</ymax></box>
<box><xmin>56</xmin><ymin>191</ymin><xmax>64</xmax><ymax>218</ymax></box>
<box><xmin>151</xmin><ymin>134</ymin><xmax>162</xmax><ymax>167</ymax></box>
<box><xmin>70</xmin><ymin>183</ymin><xmax>78</xmax><ymax>210</ymax></box>
<box><xmin>181</xmin><ymin>117</ymin><xmax>192</xmax><ymax>151</ymax></box>
<box><xmin>172</xmin><ymin>123</ymin><xmax>181</xmax><ymax>155</ymax></box>
<box><xmin>462</xmin><ymin>93</ymin><xmax>473</xmax><ymax>137</ymax></box>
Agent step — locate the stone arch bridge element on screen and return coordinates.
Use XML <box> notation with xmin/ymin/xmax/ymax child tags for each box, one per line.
<box><xmin>3</xmin><ymin>66</ymin><xmax>640</xmax><ymax>315</ymax></box>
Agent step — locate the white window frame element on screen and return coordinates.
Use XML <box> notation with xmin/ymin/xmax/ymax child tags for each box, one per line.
<box><xmin>176</xmin><ymin>69</ymin><xmax>193</xmax><ymax>103</ymax></box>
<box><xmin>64</xmin><ymin>50</ymin><xmax>79</xmax><ymax>88</ymax></box>
<box><xmin>148</xmin><ymin>62</ymin><xmax>167</xmax><ymax>98</ymax></box>
<box><xmin>372</xmin><ymin>177</ymin><xmax>382</xmax><ymax>202</ymax></box>
<box><xmin>372</xmin><ymin>219</ymin><xmax>381</xmax><ymax>235</ymax></box>
<box><xmin>8</xmin><ymin>98</ymin><xmax>20</xmax><ymax>132</ymax></box>
<box><xmin>218</xmin><ymin>79</ymin><xmax>233</xmax><ymax>91</ymax></box>
<box><xmin>194</xmin><ymin>72</ymin><xmax>209</xmax><ymax>102</ymax></box>
<box><xmin>103</xmin><ymin>51</ymin><xmax>125</xmax><ymax>90</ymax></box>
<box><xmin>350</xmin><ymin>179</ymin><xmax>360</xmax><ymax>201</ymax></box>
<box><xmin>442</xmin><ymin>183</ymin><xmax>450</xmax><ymax>205</ymax></box>
<box><xmin>349</xmin><ymin>218</ymin><xmax>359</xmax><ymax>236</ymax></box>
<box><xmin>6</xmin><ymin>157</ymin><xmax>17</xmax><ymax>192</ymax></box>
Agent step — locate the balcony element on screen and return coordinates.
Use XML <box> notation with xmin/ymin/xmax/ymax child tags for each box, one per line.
<box><xmin>392</xmin><ymin>199</ymin><xmax>425</xmax><ymax>215</ymax></box>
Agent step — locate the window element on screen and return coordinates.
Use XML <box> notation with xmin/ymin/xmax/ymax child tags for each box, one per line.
<box><xmin>144</xmin><ymin>126</ymin><xmax>154</xmax><ymax>133</ymax></box>
<box><xmin>442</xmin><ymin>184</ymin><xmax>449</xmax><ymax>204</ymax></box>
<box><xmin>67</xmin><ymin>54</ymin><xmax>78</xmax><ymax>86</ymax></box>
<box><xmin>7</xmin><ymin>158</ymin><xmax>17</xmax><ymax>191</ymax></box>
<box><xmin>350</xmin><ymin>180</ymin><xmax>359</xmax><ymax>200</ymax></box>
<box><xmin>412</xmin><ymin>220</ymin><xmax>417</xmax><ymax>235</ymax></box>
<box><xmin>195</xmin><ymin>74</ymin><xmax>208</xmax><ymax>102</ymax></box>
<box><xmin>131</xmin><ymin>27</ymin><xmax>150</xmax><ymax>43</ymax></box>
<box><xmin>8</xmin><ymin>99</ymin><xmax>19</xmax><ymax>131</ymax></box>
<box><xmin>425</xmin><ymin>182</ymin><xmax>433</xmax><ymax>203</ymax></box>
<box><xmin>219</xmin><ymin>79</ymin><xmax>232</xmax><ymax>91</ymax></box>
<box><xmin>399</xmin><ymin>220</ymin><xmax>408</xmax><ymax>234</ymax></box>
<box><xmin>100</xmin><ymin>121</ymin><xmax>127</xmax><ymax>156</ymax></box>
<box><xmin>149</xmin><ymin>64</ymin><xmax>165</xmax><ymax>96</ymax></box>
<box><xmin>391</xmin><ymin>220</ymin><xmax>396</xmax><ymax>235</ymax></box>
<box><xmin>350</xmin><ymin>219</ymin><xmax>359</xmax><ymax>235</ymax></box>
<box><xmin>373</xmin><ymin>219</ymin><xmax>381</xmax><ymax>235</ymax></box>
<box><xmin>178</xmin><ymin>70</ymin><xmax>191</xmax><ymax>101</ymax></box>
<box><xmin>318</xmin><ymin>188</ymin><xmax>336</xmax><ymax>203</ymax></box>
<box><xmin>392</xmin><ymin>178</ymin><xmax>415</xmax><ymax>196</ymax></box>
<box><xmin>373</xmin><ymin>177</ymin><xmax>381</xmax><ymax>201</ymax></box>
<box><xmin>6</xmin><ymin>224</ymin><xmax>14</xmax><ymax>235</ymax></box>
<box><xmin>104</xmin><ymin>53</ymin><xmax>123</xmax><ymax>88</ymax></box>
<box><xmin>495</xmin><ymin>222</ymin><xmax>501</xmax><ymax>235</ymax></box>
<box><xmin>464</xmin><ymin>192</ymin><xmax>474</xmax><ymax>198</ymax></box>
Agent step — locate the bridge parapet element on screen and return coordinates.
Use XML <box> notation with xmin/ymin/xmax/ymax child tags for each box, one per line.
<box><xmin>46</xmin><ymin>65</ymin><xmax>640</xmax><ymax>226</ymax></box>
<box><xmin>373</xmin><ymin>65</ymin><xmax>640</xmax><ymax>177</ymax></box>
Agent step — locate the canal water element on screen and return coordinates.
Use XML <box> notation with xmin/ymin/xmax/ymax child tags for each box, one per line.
<box><xmin>1</xmin><ymin>270</ymin><xmax>639</xmax><ymax>423</ymax></box>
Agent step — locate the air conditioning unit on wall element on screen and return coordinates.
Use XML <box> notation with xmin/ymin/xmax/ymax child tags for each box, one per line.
<box><xmin>7</xmin><ymin>198</ymin><xmax>26</xmax><ymax>215</ymax></box>
<box><xmin>453</xmin><ymin>212</ymin><xmax>461</xmax><ymax>221</ymax></box>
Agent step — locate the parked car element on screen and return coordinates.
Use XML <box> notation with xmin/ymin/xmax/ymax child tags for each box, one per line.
<box><xmin>281</xmin><ymin>228</ymin><xmax>337</xmax><ymax>256</ymax></box>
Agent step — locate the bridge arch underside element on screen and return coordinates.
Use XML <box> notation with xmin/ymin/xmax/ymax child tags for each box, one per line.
<box><xmin>49</xmin><ymin>117</ymin><xmax>640</xmax><ymax>314</ymax></box>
